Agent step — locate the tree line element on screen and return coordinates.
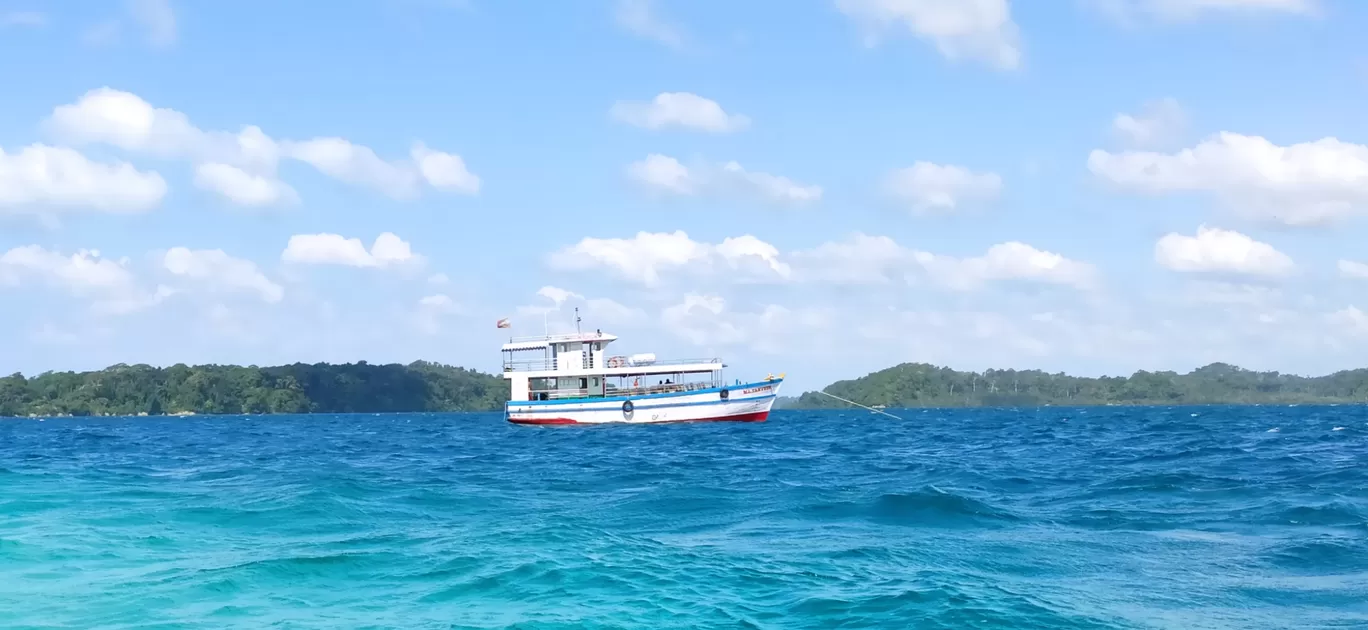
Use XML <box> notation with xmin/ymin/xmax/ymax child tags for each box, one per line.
<box><xmin>789</xmin><ymin>362</ymin><xmax>1368</xmax><ymax>409</ymax></box>
<box><xmin>0</xmin><ymin>361</ymin><xmax>509</xmax><ymax>417</ymax></box>
<box><xmin>8</xmin><ymin>359</ymin><xmax>1368</xmax><ymax>418</ymax></box>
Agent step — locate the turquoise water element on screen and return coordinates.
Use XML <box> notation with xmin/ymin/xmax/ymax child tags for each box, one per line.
<box><xmin>1</xmin><ymin>407</ymin><xmax>1365</xmax><ymax>628</ymax></box>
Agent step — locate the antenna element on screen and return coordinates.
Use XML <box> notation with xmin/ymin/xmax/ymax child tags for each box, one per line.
<box><xmin>574</xmin><ymin>307</ymin><xmax>582</xmax><ymax>334</ymax></box>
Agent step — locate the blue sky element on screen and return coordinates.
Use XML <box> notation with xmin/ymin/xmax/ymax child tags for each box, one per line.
<box><xmin>3</xmin><ymin>0</ymin><xmax>1368</xmax><ymax>390</ymax></box>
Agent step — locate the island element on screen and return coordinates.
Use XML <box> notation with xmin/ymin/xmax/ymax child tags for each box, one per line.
<box><xmin>4</xmin><ymin>360</ymin><xmax>1368</xmax><ymax>417</ymax></box>
<box><xmin>786</xmin><ymin>362</ymin><xmax>1368</xmax><ymax>409</ymax></box>
<box><xmin>0</xmin><ymin>361</ymin><xmax>508</xmax><ymax>417</ymax></box>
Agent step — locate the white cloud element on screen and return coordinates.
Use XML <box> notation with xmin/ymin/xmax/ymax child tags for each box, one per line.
<box><xmin>884</xmin><ymin>161</ymin><xmax>1002</xmax><ymax>213</ymax></box>
<box><xmin>789</xmin><ymin>233</ymin><xmax>916</xmax><ymax>284</ymax></box>
<box><xmin>1091</xmin><ymin>0</ymin><xmax>1319</xmax><ymax>23</ymax></box>
<box><xmin>790</xmin><ymin>234</ymin><xmax>1099</xmax><ymax>290</ymax></box>
<box><xmin>193</xmin><ymin>163</ymin><xmax>298</xmax><ymax>207</ymax></box>
<box><xmin>46</xmin><ymin>88</ymin><xmax>479</xmax><ymax>201</ymax></box>
<box><xmin>47</xmin><ymin>87</ymin><xmax>279</xmax><ymax>167</ymax></box>
<box><xmin>627</xmin><ymin>154</ymin><xmax>821</xmax><ymax>205</ymax></box>
<box><xmin>1154</xmin><ymin>225</ymin><xmax>1295</xmax><ymax>276</ymax></box>
<box><xmin>283</xmin><ymin>138</ymin><xmax>422</xmax><ymax>199</ymax></box>
<box><xmin>1329</xmin><ymin>306</ymin><xmax>1368</xmax><ymax>337</ymax></box>
<box><xmin>0</xmin><ymin>144</ymin><xmax>167</xmax><ymax>215</ymax></box>
<box><xmin>162</xmin><ymin>247</ymin><xmax>284</xmax><ymax>303</ymax></box>
<box><xmin>1337</xmin><ymin>260</ymin><xmax>1368</xmax><ymax>280</ymax></box>
<box><xmin>537</xmin><ymin>286</ymin><xmax>582</xmax><ymax>306</ymax></box>
<box><xmin>2</xmin><ymin>11</ymin><xmax>46</xmax><ymax>27</ymax></box>
<box><xmin>128</xmin><ymin>0</ymin><xmax>176</xmax><ymax>47</ymax></box>
<box><xmin>0</xmin><ymin>245</ymin><xmax>170</xmax><ymax>314</ymax></box>
<box><xmin>719</xmin><ymin>161</ymin><xmax>823</xmax><ymax>204</ymax></box>
<box><xmin>834</xmin><ymin>0</ymin><xmax>1021</xmax><ymax>70</ymax></box>
<box><xmin>1112</xmin><ymin>97</ymin><xmax>1186</xmax><ymax>148</ymax></box>
<box><xmin>614</xmin><ymin>0</ymin><xmax>684</xmax><ymax>49</ymax></box>
<box><xmin>418</xmin><ymin>294</ymin><xmax>458</xmax><ymax>311</ymax></box>
<box><xmin>1</xmin><ymin>246</ymin><xmax>135</xmax><ymax>294</ymax></box>
<box><xmin>610</xmin><ymin>92</ymin><xmax>749</xmax><ymax>133</ymax></box>
<box><xmin>549</xmin><ymin>230</ymin><xmax>1093</xmax><ymax>291</ymax></box>
<box><xmin>1088</xmin><ymin>132</ymin><xmax>1368</xmax><ymax>227</ymax></box>
<box><xmin>627</xmin><ymin>154</ymin><xmax>695</xmax><ymax>194</ymax></box>
<box><xmin>411</xmin><ymin>142</ymin><xmax>481</xmax><ymax>194</ymax></box>
<box><xmin>281</xmin><ymin>232</ymin><xmax>423</xmax><ymax>269</ymax></box>
<box><xmin>913</xmin><ymin>242</ymin><xmax>1099</xmax><ymax>291</ymax></box>
<box><xmin>548</xmin><ymin>230</ymin><xmax>791</xmax><ymax>287</ymax></box>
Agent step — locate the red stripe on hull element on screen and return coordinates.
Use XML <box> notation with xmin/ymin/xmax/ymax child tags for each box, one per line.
<box><xmin>508</xmin><ymin>411</ymin><xmax>769</xmax><ymax>425</ymax></box>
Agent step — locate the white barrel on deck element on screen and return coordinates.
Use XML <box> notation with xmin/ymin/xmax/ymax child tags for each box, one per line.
<box><xmin>626</xmin><ymin>353</ymin><xmax>657</xmax><ymax>366</ymax></box>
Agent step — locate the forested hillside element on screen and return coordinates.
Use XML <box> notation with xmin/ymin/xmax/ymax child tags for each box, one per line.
<box><xmin>0</xmin><ymin>361</ymin><xmax>508</xmax><ymax>417</ymax></box>
<box><xmin>792</xmin><ymin>362</ymin><xmax>1368</xmax><ymax>409</ymax></box>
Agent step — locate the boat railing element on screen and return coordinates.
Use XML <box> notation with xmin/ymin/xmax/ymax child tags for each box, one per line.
<box><xmin>503</xmin><ymin>357</ymin><xmax>723</xmax><ymax>373</ymax></box>
<box><xmin>528</xmin><ymin>381</ymin><xmax>720</xmax><ymax>401</ymax></box>
<box><xmin>507</xmin><ymin>332</ymin><xmax>611</xmax><ymax>344</ymax></box>
<box><xmin>504</xmin><ymin>359</ymin><xmax>558</xmax><ymax>372</ymax></box>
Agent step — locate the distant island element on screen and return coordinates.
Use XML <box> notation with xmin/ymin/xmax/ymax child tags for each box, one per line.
<box><xmin>4</xmin><ymin>360</ymin><xmax>1368</xmax><ymax>418</ymax></box>
<box><xmin>0</xmin><ymin>361</ymin><xmax>508</xmax><ymax>417</ymax></box>
<box><xmin>786</xmin><ymin>362</ymin><xmax>1368</xmax><ymax>409</ymax></box>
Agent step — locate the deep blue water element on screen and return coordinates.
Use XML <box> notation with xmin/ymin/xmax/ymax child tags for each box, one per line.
<box><xmin>1</xmin><ymin>407</ymin><xmax>1366</xmax><ymax>629</ymax></box>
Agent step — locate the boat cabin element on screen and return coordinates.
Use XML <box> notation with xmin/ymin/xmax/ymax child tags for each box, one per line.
<box><xmin>501</xmin><ymin>330</ymin><xmax>724</xmax><ymax>402</ymax></box>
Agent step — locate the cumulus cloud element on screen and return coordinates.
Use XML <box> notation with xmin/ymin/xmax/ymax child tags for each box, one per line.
<box><xmin>0</xmin><ymin>245</ymin><xmax>170</xmax><ymax>314</ymax></box>
<box><xmin>790</xmin><ymin>234</ymin><xmax>1098</xmax><ymax>290</ymax></box>
<box><xmin>193</xmin><ymin>163</ymin><xmax>298</xmax><ymax>207</ymax></box>
<box><xmin>627</xmin><ymin>154</ymin><xmax>694</xmax><ymax>194</ymax></box>
<box><xmin>281</xmin><ymin>232</ymin><xmax>423</xmax><ymax>269</ymax></box>
<box><xmin>0</xmin><ymin>144</ymin><xmax>167</xmax><ymax>215</ymax></box>
<box><xmin>610</xmin><ymin>92</ymin><xmax>749</xmax><ymax>133</ymax></box>
<box><xmin>1112</xmin><ymin>97</ymin><xmax>1186</xmax><ymax>148</ymax></box>
<box><xmin>884</xmin><ymin>161</ymin><xmax>1002</xmax><ymax>213</ymax></box>
<box><xmin>912</xmin><ymin>242</ymin><xmax>1099</xmax><ymax>291</ymax></box>
<box><xmin>1088</xmin><ymin>132</ymin><xmax>1368</xmax><ymax>227</ymax></box>
<box><xmin>1329</xmin><ymin>305</ymin><xmax>1368</xmax><ymax>337</ymax></box>
<box><xmin>45</xmin><ymin>87</ymin><xmax>479</xmax><ymax>203</ymax></box>
<box><xmin>1154</xmin><ymin>225</ymin><xmax>1295</xmax><ymax>276</ymax></box>
<box><xmin>549</xmin><ymin>230</ymin><xmax>1095</xmax><ymax>291</ymax></box>
<box><xmin>626</xmin><ymin>154</ymin><xmax>821</xmax><ymax>205</ymax></box>
<box><xmin>834</xmin><ymin>0</ymin><xmax>1021</xmax><ymax>70</ymax></box>
<box><xmin>1090</xmin><ymin>0</ymin><xmax>1319</xmax><ymax>23</ymax></box>
<box><xmin>162</xmin><ymin>247</ymin><xmax>284</xmax><ymax>303</ymax></box>
<box><xmin>411</xmin><ymin>142</ymin><xmax>481</xmax><ymax>194</ymax></box>
<box><xmin>537</xmin><ymin>285</ymin><xmax>583</xmax><ymax>306</ymax></box>
<box><xmin>614</xmin><ymin>0</ymin><xmax>684</xmax><ymax>49</ymax></box>
<box><xmin>1337</xmin><ymin>260</ymin><xmax>1368</xmax><ymax>280</ymax></box>
<box><xmin>548</xmin><ymin>231</ymin><xmax>791</xmax><ymax>287</ymax></box>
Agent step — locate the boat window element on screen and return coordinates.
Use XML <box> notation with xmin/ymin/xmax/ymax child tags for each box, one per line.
<box><xmin>579</xmin><ymin>377</ymin><xmax>588</xmax><ymax>389</ymax></box>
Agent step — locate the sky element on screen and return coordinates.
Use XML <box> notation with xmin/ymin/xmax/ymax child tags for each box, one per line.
<box><xmin>3</xmin><ymin>0</ymin><xmax>1368</xmax><ymax>391</ymax></box>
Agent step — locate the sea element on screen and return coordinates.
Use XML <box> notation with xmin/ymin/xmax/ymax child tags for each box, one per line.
<box><xmin>1</xmin><ymin>406</ymin><xmax>1365</xmax><ymax>629</ymax></box>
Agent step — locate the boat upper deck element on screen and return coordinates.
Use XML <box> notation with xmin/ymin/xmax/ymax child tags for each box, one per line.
<box><xmin>500</xmin><ymin>328</ymin><xmax>723</xmax><ymax>377</ymax></box>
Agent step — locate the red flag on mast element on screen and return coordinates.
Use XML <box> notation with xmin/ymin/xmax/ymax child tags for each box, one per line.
<box><xmin>496</xmin><ymin>318</ymin><xmax>511</xmax><ymax>329</ymax></box>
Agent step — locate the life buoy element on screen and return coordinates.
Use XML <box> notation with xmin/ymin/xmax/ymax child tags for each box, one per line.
<box><xmin>622</xmin><ymin>400</ymin><xmax>634</xmax><ymax>420</ymax></box>
<box><xmin>607</xmin><ymin>356</ymin><xmax>623</xmax><ymax>368</ymax></box>
<box><xmin>719</xmin><ymin>388</ymin><xmax>729</xmax><ymax>400</ymax></box>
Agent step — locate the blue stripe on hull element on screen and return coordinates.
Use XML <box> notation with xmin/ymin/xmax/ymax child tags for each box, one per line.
<box><xmin>507</xmin><ymin>379</ymin><xmax>783</xmax><ymax>408</ymax></box>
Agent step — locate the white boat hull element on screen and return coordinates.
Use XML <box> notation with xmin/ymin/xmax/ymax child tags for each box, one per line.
<box><xmin>506</xmin><ymin>380</ymin><xmax>782</xmax><ymax>425</ymax></box>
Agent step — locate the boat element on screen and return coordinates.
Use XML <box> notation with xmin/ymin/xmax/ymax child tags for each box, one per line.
<box><xmin>500</xmin><ymin>325</ymin><xmax>783</xmax><ymax>425</ymax></box>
